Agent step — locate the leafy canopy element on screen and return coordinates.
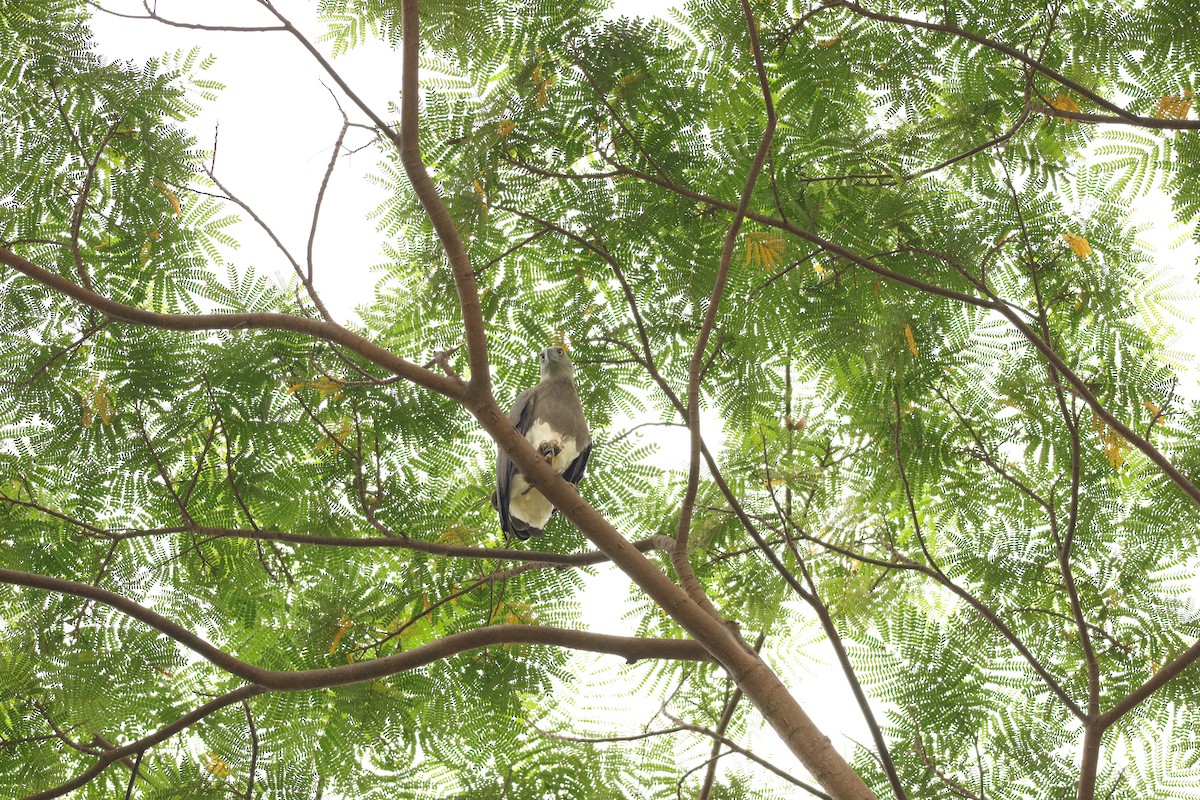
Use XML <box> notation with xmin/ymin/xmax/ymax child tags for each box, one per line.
<box><xmin>2</xmin><ymin>0</ymin><xmax>1200</xmax><ymax>798</ymax></box>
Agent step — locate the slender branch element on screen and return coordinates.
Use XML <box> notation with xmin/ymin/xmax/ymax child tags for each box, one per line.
<box><xmin>0</xmin><ymin>486</ymin><xmax>667</xmax><ymax>563</ymax></box>
<box><xmin>832</xmin><ymin>0</ymin><xmax>1135</xmax><ymax>119</ymax></box>
<box><xmin>1031</xmin><ymin>103</ymin><xmax>1200</xmax><ymax>129</ymax></box>
<box><xmin>1096</xmin><ymin>638</ymin><xmax>1200</xmax><ymax>728</ymax></box>
<box><xmin>890</xmin><ymin>388</ymin><xmax>1085</xmax><ymax>720</ymax></box>
<box><xmin>761</xmin><ymin>442</ymin><xmax>907</xmax><ymax>800</ymax></box>
<box><xmin>242</xmin><ymin>701</ymin><xmax>259</xmax><ymax>800</ymax></box>
<box><xmin>22</xmin><ymin>685</ymin><xmax>264</xmax><ymax>800</ymax></box>
<box><xmin>596</xmin><ymin>163</ymin><xmax>997</xmax><ymax>309</ymax></box>
<box><xmin>122</xmin><ymin>750</ymin><xmax>142</xmax><ymax>800</ymax></box>
<box><xmin>70</xmin><ymin>117</ymin><xmax>124</xmax><ymax>291</ymax></box>
<box><xmin>675</xmin><ymin>0</ymin><xmax>778</xmax><ymax>611</ymax></box>
<box><xmin>913</xmin><ymin>725</ymin><xmax>983</xmax><ymax>800</ymax></box>
<box><xmin>535</xmin><ymin>724</ymin><xmax>689</xmax><ymax>744</ymax></box>
<box><xmin>87</xmin><ymin>0</ymin><xmax>285</xmax><ymax>31</ymax></box>
<box><xmin>305</xmin><ymin>115</ymin><xmax>350</xmax><ymax>321</ymax></box>
<box><xmin>8</xmin><ymin>321</ymin><xmax>109</xmax><ymax>388</ymax></box>
<box><xmin>662</xmin><ymin>711</ymin><xmax>831</xmax><ymax>799</ymax></box>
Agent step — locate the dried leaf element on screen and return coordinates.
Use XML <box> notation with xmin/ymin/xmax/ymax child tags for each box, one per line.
<box><xmin>203</xmin><ymin>751</ymin><xmax>231</xmax><ymax>779</ymax></box>
<box><xmin>1045</xmin><ymin>93</ymin><xmax>1080</xmax><ymax>116</ymax></box>
<box><xmin>744</xmin><ymin>231</ymin><xmax>786</xmax><ymax>269</ymax></box>
<box><xmin>1143</xmin><ymin>401</ymin><xmax>1164</xmax><ymax>423</ymax></box>
<box><xmin>1153</xmin><ymin>91</ymin><xmax>1193</xmax><ymax>120</ymax></box>
<box><xmin>904</xmin><ymin>324</ymin><xmax>918</xmax><ymax>357</ymax></box>
<box><xmin>314</xmin><ymin>420</ymin><xmax>351</xmax><ymax>455</ymax></box>
<box><xmin>1103</xmin><ymin>429</ymin><xmax>1129</xmax><ymax>468</ymax></box>
<box><xmin>498</xmin><ymin>119</ymin><xmax>516</xmax><ymax>137</ymax></box>
<box><xmin>612</xmin><ymin>70</ymin><xmax>642</xmax><ymax>101</ymax></box>
<box><xmin>81</xmin><ymin>377</ymin><xmax>115</xmax><ymax>427</ymax></box>
<box><xmin>1062</xmin><ymin>232</ymin><xmax>1091</xmax><ymax>260</ymax></box>
<box><xmin>328</xmin><ymin>616</ymin><xmax>353</xmax><ymax>655</ymax></box>
<box><xmin>154</xmin><ymin>180</ymin><xmax>182</xmax><ymax>216</ymax></box>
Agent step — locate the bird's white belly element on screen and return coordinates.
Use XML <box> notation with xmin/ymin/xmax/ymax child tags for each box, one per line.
<box><xmin>509</xmin><ymin>420</ymin><xmax>579</xmax><ymax>529</ymax></box>
<box><xmin>524</xmin><ymin>420</ymin><xmax>579</xmax><ymax>473</ymax></box>
<box><xmin>509</xmin><ymin>475</ymin><xmax>553</xmax><ymax>530</ymax></box>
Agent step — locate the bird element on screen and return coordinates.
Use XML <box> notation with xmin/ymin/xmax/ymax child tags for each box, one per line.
<box><xmin>492</xmin><ymin>346</ymin><xmax>591</xmax><ymax>539</ymax></box>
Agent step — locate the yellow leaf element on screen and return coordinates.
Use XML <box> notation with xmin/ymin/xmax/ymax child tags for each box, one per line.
<box><xmin>149</xmin><ymin>230</ymin><xmax>161</xmax><ymax>241</ymax></box>
<box><xmin>285</xmin><ymin>383</ymin><xmax>305</xmax><ymax>394</ymax></box>
<box><xmin>532</xmin><ymin>50</ymin><xmax>554</xmax><ymax>109</ymax></box>
<box><xmin>438</xmin><ymin>526</ymin><xmax>470</xmax><ymax>546</ymax></box>
<box><xmin>812</xmin><ymin>261</ymin><xmax>825</xmax><ymax>275</ymax></box>
<box><xmin>314</xmin><ymin>420</ymin><xmax>351</xmax><ymax>455</ymax></box>
<box><xmin>744</xmin><ymin>231</ymin><xmax>786</xmax><ymax>269</ymax></box>
<box><xmin>1045</xmin><ymin>93</ymin><xmax>1080</xmax><ymax>115</ymax></box>
<box><xmin>154</xmin><ymin>180</ymin><xmax>182</xmax><ymax>216</ymax></box>
<box><xmin>491</xmin><ymin>600</ymin><xmax>534</xmax><ymax>625</ymax></box>
<box><xmin>498</xmin><ymin>120</ymin><xmax>516</xmax><ymax>137</ymax></box>
<box><xmin>1062</xmin><ymin>232</ymin><xmax>1091</xmax><ymax>260</ymax></box>
<box><xmin>873</xmin><ymin>280</ymin><xmax>880</xmax><ymax>295</ymax></box>
<box><xmin>1153</xmin><ymin>90</ymin><xmax>1193</xmax><ymax>120</ymax></box>
<box><xmin>904</xmin><ymin>324</ymin><xmax>918</xmax><ymax>357</ymax></box>
<box><xmin>817</xmin><ymin>36</ymin><xmax>843</xmax><ymax>47</ymax></box>
<box><xmin>81</xmin><ymin>377</ymin><xmax>115</xmax><ymax>427</ymax></box>
<box><xmin>311</xmin><ymin>376</ymin><xmax>344</xmax><ymax>399</ymax></box>
<box><xmin>537</xmin><ymin>76</ymin><xmax>554</xmax><ymax>108</ymax></box>
<box><xmin>1143</xmin><ymin>401</ymin><xmax>1164</xmax><ymax>423</ymax></box>
<box><xmin>203</xmin><ymin>751</ymin><xmax>231</xmax><ymax>779</ymax></box>
<box><xmin>612</xmin><ymin>69</ymin><xmax>642</xmax><ymax>101</ymax></box>
<box><xmin>328</xmin><ymin>616</ymin><xmax>353</xmax><ymax>655</ymax></box>
<box><xmin>1104</xmin><ymin>430</ymin><xmax>1129</xmax><ymax>468</ymax></box>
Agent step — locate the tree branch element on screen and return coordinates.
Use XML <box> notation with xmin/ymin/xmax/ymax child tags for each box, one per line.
<box><xmin>0</xmin><ymin>567</ymin><xmax>713</xmax><ymax>693</ymax></box>
<box><xmin>675</xmin><ymin>0</ymin><xmax>778</xmax><ymax>612</ymax></box>
<box><xmin>0</xmin><ymin>248</ymin><xmax>463</xmax><ymax>399</ymax></box>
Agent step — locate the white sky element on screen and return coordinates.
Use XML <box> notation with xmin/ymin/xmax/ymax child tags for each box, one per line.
<box><xmin>83</xmin><ymin>0</ymin><xmax>1198</xmax><ymax>793</ymax></box>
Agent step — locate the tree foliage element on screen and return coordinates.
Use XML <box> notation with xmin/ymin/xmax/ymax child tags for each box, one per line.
<box><xmin>2</xmin><ymin>0</ymin><xmax>1200</xmax><ymax>798</ymax></box>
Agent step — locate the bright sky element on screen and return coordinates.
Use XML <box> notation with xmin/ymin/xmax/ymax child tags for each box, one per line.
<box><xmin>83</xmin><ymin>0</ymin><xmax>1198</xmax><ymax>792</ymax></box>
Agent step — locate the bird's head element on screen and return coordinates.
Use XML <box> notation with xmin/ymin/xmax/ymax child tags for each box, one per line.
<box><xmin>539</xmin><ymin>346</ymin><xmax>574</xmax><ymax>380</ymax></box>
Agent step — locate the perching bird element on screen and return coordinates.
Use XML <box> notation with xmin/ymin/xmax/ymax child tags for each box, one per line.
<box><xmin>491</xmin><ymin>346</ymin><xmax>591</xmax><ymax>540</ymax></box>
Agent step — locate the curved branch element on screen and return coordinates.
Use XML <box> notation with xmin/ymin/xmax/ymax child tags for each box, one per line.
<box><xmin>675</xmin><ymin>0</ymin><xmax>778</xmax><ymax>609</ymax></box>
<box><xmin>0</xmin><ymin>248</ymin><xmax>462</xmax><ymax>399</ymax></box>
<box><xmin>832</xmin><ymin>0</ymin><xmax>1135</xmax><ymax>120</ymax></box>
<box><xmin>398</xmin><ymin>0</ymin><xmax>490</xmax><ymax>392</ymax></box>
<box><xmin>0</xmin><ymin>567</ymin><xmax>712</xmax><ymax>693</ymax></box>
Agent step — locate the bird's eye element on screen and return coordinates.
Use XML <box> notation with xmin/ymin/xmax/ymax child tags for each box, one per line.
<box><xmin>556</xmin><ymin>348</ymin><xmax>564</xmax><ymax>356</ymax></box>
